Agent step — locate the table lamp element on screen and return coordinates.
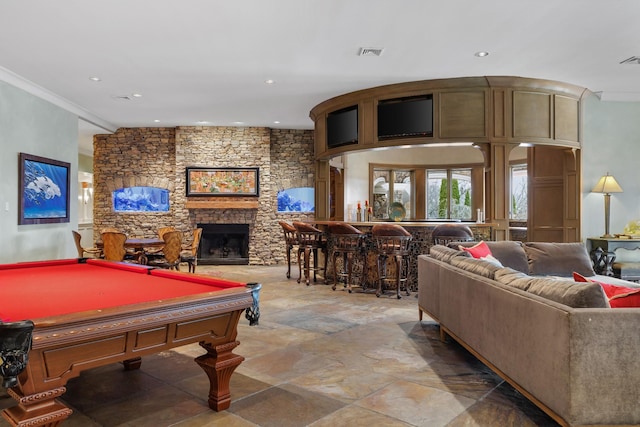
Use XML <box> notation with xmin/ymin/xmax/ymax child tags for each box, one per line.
<box><xmin>591</xmin><ymin>173</ymin><xmax>623</xmax><ymax>238</ymax></box>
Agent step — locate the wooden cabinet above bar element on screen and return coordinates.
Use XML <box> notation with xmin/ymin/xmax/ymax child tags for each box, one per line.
<box><xmin>309</xmin><ymin>76</ymin><xmax>588</xmax><ymax>160</ymax></box>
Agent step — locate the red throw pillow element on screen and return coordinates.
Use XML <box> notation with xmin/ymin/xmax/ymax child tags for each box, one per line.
<box><xmin>460</xmin><ymin>241</ymin><xmax>492</xmax><ymax>259</ymax></box>
<box><xmin>573</xmin><ymin>272</ymin><xmax>640</xmax><ymax>308</ymax></box>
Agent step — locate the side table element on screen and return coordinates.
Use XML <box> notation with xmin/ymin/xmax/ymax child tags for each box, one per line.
<box><xmin>586</xmin><ymin>237</ymin><xmax>640</xmax><ymax>277</ymax></box>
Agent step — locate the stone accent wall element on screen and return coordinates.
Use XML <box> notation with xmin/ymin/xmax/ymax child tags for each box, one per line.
<box><xmin>93</xmin><ymin>127</ymin><xmax>178</xmax><ymax>237</ymax></box>
<box><xmin>270</xmin><ymin>129</ymin><xmax>316</xmax><ymax>264</ymax></box>
<box><xmin>176</xmin><ymin>126</ymin><xmax>272</xmax><ymax>264</ymax></box>
<box><xmin>93</xmin><ymin>126</ymin><xmax>315</xmax><ymax>265</ymax></box>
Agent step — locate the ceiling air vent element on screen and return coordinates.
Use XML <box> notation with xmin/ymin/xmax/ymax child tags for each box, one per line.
<box><xmin>620</xmin><ymin>56</ymin><xmax>640</xmax><ymax>65</ymax></box>
<box><xmin>359</xmin><ymin>47</ymin><xmax>384</xmax><ymax>57</ymax></box>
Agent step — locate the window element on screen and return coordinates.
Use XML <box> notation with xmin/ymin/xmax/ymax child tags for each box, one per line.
<box><xmin>426</xmin><ymin>169</ymin><xmax>472</xmax><ymax>220</ymax></box>
<box><xmin>510</xmin><ymin>163</ymin><xmax>528</xmax><ymax>220</ymax></box>
<box><xmin>372</xmin><ymin>169</ymin><xmax>413</xmax><ymax>220</ymax></box>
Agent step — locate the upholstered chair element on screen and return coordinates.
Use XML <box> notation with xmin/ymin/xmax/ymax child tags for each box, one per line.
<box><xmin>180</xmin><ymin>228</ymin><xmax>203</xmax><ymax>273</ymax></box>
<box><xmin>72</xmin><ymin>230</ymin><xmax>102</xmax><ymax>258</ymax></box>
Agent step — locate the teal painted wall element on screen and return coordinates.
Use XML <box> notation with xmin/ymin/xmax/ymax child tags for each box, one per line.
<box><xmin>0</xmin><ymin>81</ymin><xmax>79</xmax><ymax>262</ymax></box>
<box><xmin>582</xmin><ymin>93</ymin><xmax>640</xmax><ymax>239</ymax></box>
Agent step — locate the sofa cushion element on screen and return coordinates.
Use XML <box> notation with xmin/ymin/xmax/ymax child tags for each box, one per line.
<box><xmin>429</xmin><ymin>245</ymin><xmax>469</xmax><ymax>263</ymax></box>
<box><xmin>450</xmin><ymin>256</ymin><xmax>502</xmax><ymax>279</ymax></box>
<box><xmin>457</xmin><ymin>241</ymin><xmax>529</xmax><ymax>273</ymax></box>
<box><xmin>494</xmin><ymin>267</ymin><xmax>534</xmax><ymax>291</ymax></box>
<box><xmin>525</xmin><ymin>277</ymin><xmax>609</xmax><ymax>308</ymax></box>
<box><xmin>573</xmin><ymin>272</ymin><xmax>640</xmax><ymax>308</ymax></box>
<box><xmin>523</xmin><ymin>242</ymin><xmax>595</xmax><ymax>277</ymax></box>
<box><xmin>481</xmin><ymin>254</ymin><xmax>503</xmax><ymax>267</ymax></box>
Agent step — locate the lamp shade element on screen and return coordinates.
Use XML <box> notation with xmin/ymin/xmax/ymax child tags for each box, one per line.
<box><xmin>592</xmin><ymin>173</ymin><xmax>623</xmax><ymax>194</ymax></box>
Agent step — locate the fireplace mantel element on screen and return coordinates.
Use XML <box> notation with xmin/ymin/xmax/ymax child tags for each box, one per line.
<box><xmin>185</xmin><ymin>199</ymin><xmax>259</xmax><ymax>209</ymax></box>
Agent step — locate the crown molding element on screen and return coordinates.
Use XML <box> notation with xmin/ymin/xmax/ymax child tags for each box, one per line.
<box><xmin>0</xmin><ymin>66</ymin><xmax>117</xmax><ymax>133</ymax></box>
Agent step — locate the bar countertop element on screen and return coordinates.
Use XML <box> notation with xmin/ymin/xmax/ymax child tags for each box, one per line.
<box><xmin>310</xmin><ymin>220</ymin><xmax>496</xmax><ymax>227</ymax></box>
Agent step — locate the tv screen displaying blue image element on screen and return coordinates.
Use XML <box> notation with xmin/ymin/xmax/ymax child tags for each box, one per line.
<box><xmin>112</xmin><ymin>186</ymin><xmax>170</xmax><ymax>212</ymax></box>
<box><xmin>277</xmin><ymin>187</ymin><xmax>314</xmax><ymax>213</ymax></box>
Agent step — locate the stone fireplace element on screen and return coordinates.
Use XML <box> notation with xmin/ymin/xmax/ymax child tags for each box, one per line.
<box><xmin>198</xmin><ymin>223</ymin><xmax>250</xmax><ymax>265</ymax></box>
<box><xmin>93</xmin><ymin>126</ymin><xmax>316</xmax><ymax>266</ymax></box>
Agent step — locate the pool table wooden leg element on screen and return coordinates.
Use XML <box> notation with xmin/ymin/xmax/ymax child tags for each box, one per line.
<box><xmin>3</xmin><ymin>386</ymin><xmax>72</xmax><ymax>427</ymax></box>
<box><xmin>122</xmin><ymin>357</ymin><xmax>142</xmax><ymax>370</ymax></box>
<box><xmin>195</xmin><ymin>340</ymin><xmax>245</xmax><ymax>411</ymax></box>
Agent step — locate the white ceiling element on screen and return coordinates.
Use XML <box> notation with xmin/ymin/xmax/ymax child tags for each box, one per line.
<box><xmin>2</xmin><ymin>0</ymin><xmax>640</xmax><ymax>155</ymax></box>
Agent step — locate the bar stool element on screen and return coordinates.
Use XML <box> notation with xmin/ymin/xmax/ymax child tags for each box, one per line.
<box><xmin>371</xmin><ymin>224</ymin><xmax>413</xmax><ymax>299</ymax></box>
<box><xmin>431</xmin><ymin>223</ymin><xmax>474</xmax><ymax>246</ymax></box>
<box><xmin>328</xmin><ymin>222</ymin><xmax>366</xmax><ymax>293</ymax></box>
<box><xmin>278</xmin><ymin>221</ymin><xmax>299</xmax><ymax>279</ymax></box>
<box><xmin>293</xmin><ymin>221</ymin><xmax>328</xmax><ymax>286</ymax></box>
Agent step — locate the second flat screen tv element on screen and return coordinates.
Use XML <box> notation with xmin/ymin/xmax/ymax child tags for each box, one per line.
<box><xmin>377</xmin><ymin>95</ymin><xmax>433</xmax><ymax>140</ymax></box>
<box><xmin>327</xmin><ymin>106</ymin><xmax>358</xmax><ymax>149</ymax></box>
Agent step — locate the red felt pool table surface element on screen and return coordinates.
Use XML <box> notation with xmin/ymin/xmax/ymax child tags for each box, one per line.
<box><xmin>0</xmin><ymin>258</ymin><xmax>246</xmax><ymax>322</ymax></box>
<box><xmin>0</xmin><ymin>258</ymin><xmax>259</xmax><ymax>427</ymax></box>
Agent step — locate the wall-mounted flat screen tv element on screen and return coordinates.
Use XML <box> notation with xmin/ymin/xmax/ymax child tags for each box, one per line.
<box><xmin>327</xmin><ymin>105</ymin><xmax>358</xmax><ymax>149</ymax></box>
<box><xmin>377</xmin><ymin>95</ymin><xmax>433</xmax><ymax>140</ymax></box>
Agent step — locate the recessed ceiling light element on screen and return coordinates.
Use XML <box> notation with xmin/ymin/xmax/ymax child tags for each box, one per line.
<box><xmin>153</xmin><ymin>119</ymin><xmax>160</xmax><ymax>123</ymax></box>
<box><xmin>89</xmin><ymin>76</ymin><xmax>101</xmax><ymax>82</ymax></box>
<box><xmin>273</xmin><ymin>121</ymin><xmax>280</xmax><ymax>124</ymax></box>
<box><xmin>233</xmin><ymin>121</ymin><xmax>245</xmax><ymax>125</ymax></box>
<box><xmin>265</xmin><ymin>79</ymin><xmax>275</xmax><ymax>85</ymax></box>
<box><xmin>475</xmin><ymin>51</ymin><xmax>489</xmax><ymax>57</ymax></box>
<box><xmin>131</xmin><ymin>93</ymin><xmax>143</xmax><ymax>98</ymax></box>
<box><xmin>196</xmin><ymin>120</ymin><xmax>209</xmax><ymax>124</ymax></box>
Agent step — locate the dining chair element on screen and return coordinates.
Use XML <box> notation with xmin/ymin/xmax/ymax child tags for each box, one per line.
<box><xmin>158</xmin><ymin>226</ymin><xmax>177</xmax><ymax>239</ymax></box>
<box><xmin>100</xmin><ymin>227</ymin><xmax>120</xmax><ymax>234</ymax></box>
<box><xmin>145</xmin><ymin>226</ymin><xmax>177</xmax><ymax>260</ymax></box>
<box><xmin>148</xmin><ymin>230</ymin><xmax>183</xmax><ymax>270</ymax></box>
<box><xmin>180</xmin><ymin>228</ymin><xmax>202</xmax><ymax>273</ymax></box>
<box><xmin>72</xmin><ymin>230</ymin><xmax>102</xmax><ymax>258</ymax></box>
<box><xmin>101</xmin><ymin>231</ymin><xmax>143</xmax><ymax>263</ymax></box>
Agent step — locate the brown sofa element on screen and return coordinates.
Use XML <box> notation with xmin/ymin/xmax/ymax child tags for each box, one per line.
<box><xmin>418</xmin><ymin>241</ymin><xmax>640</xmax><ymax>427</ymax></box>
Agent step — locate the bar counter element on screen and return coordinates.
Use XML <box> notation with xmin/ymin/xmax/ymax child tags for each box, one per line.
<box><xmin>311</xmin><ymin>220</ymin><xmax>495</xmax><ymax>293</ymax></box>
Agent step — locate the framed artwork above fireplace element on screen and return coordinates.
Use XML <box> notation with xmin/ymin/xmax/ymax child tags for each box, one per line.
<box><xmin>186</xmin><ymin>167</ymin><xmax>259</xmax><ymax>197</ymax></box>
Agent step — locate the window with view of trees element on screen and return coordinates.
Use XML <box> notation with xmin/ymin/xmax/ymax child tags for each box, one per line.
<box><xmin>510</xmin><ymin>163</ymin><xmax>527</xmax><ymax>220</ymax></box>
<box><xmin>427</xmin><ymin>169</ymin><xmax>472</xmax><ymax>220</ymax></box>
<box><xmin>370</xmin><ymin>163</ymin><xmax>480</xmax><ymax>221</ymax></box>
<box><xmin>372</xmin><ymin>169</ymin><xmax>413</xmax><ymax>220</ymax></box>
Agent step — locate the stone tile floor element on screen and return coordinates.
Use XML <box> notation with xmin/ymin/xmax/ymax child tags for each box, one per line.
<box><xmin>0</xmin><ymin>264</ymin><xmax>558</xmax><ymax>426</ymax></box>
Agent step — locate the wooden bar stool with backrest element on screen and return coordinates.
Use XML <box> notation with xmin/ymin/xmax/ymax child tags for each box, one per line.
<box><xmin>328</xmin><ymin>222</ymin><xmax>366</xmax><ymax>293</ymax></box>
<box><xmin>371</xmin><ymin>224</ymin><xmax>413</xmax><ymax>299</ymax></box>
<box><xmin>278</xmin><ymin>221</ymin><xmax>299</xmax><ymax>279</ymax></box>
<box><xmin>293</xmin><ymin>222</ymin><xmax>328</xmax><ymax>286</ymax></box>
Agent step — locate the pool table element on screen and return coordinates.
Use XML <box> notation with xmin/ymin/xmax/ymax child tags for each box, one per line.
<box><xmin>0</xmin><ymin>258</ymin><xmax>261</xmax><ymax>427</ymax></box>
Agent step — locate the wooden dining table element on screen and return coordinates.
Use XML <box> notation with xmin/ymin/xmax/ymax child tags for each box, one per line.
<box><xmin>95</xmin><ymin>237</ymin><xmax>165</xmax><ymax>265</ymax></box>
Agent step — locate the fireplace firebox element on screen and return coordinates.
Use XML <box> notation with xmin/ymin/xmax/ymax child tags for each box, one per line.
<box><xmin>198</xmin><ymin>223</ymin><xmax>249</xmax><ymax>265</ymax></box>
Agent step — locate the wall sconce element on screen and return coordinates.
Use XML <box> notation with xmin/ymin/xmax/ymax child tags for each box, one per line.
<box><xmin>591</xmin><ymin>173</ymin><xmax>623</xmax><ymax>238</ymax></box>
